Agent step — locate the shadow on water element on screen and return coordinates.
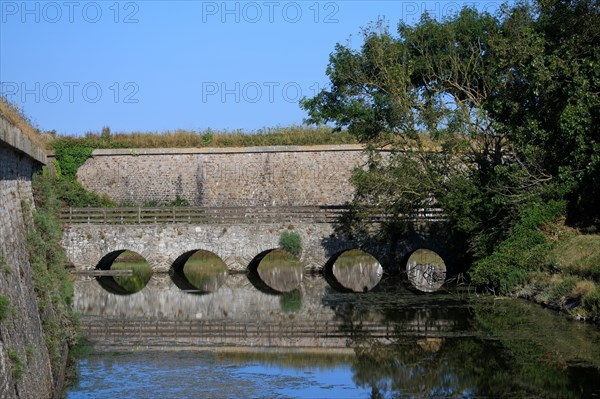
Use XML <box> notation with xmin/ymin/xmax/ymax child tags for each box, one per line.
<box><xmin>346</xmin><ymin>296</ymin><xmax>600</xmax><ymax>399</ymax></box>
<box><xmin>96</xmin><ymin>250</ymin><xmax>152</xmax><ymax>295</ymax></box>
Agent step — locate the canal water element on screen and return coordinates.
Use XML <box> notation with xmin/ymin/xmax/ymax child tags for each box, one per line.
<box><xmin>67</xmin><ymin>251</ymin><xmax>600</xmax><ymax>398</ymax></box>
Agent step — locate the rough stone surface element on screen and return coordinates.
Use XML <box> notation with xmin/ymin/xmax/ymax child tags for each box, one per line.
<box><xmin>0</xmin><ymin>118</ymin><xmax>47</xmax><ymax>165</ymax></box>
<box><xmin>0</xmin><ymin>145</ymin><xmax>54</xmax><ymax>399</ymax></box>
<box><xmin>61</xmin><ymin>221</ymin><xmax>453</xmax><ymax>275</ymax></box>
<box><xmin>73</xmin><ymin>145</ymin><xmax>366</xmax><ymax>206</ymax></box>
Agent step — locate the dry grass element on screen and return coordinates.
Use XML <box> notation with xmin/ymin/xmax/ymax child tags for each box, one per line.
<box><xmin>49</xmin><ymin>125</ymin><xmax>358</xmax><ymax>149</ymax></box>
<box><xmin>0</xmin><ymin>98</ymin><xmax>47</xmax><ymax>149</ymax></box>
<box><xmin>551</xmin><ymin>234</ymin><xmax>600</xmax><ymax>281</ymax></box>
<box><xmin>571</xmin><ymin>280</ymin><xmax>596</xmax><ymax>298</ymax></box>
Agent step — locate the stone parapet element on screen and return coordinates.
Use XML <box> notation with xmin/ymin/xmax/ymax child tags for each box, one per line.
<box><xmin>0</xmin><ymin>117</ymin><xmax>46</xmax><ymax>165</ymax></box>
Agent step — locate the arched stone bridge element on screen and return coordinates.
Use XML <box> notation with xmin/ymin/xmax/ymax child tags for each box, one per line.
<box><xmin>60</xmin><ymin>206</ymin><xmax>457</xmax><ymax>276</ymax></box>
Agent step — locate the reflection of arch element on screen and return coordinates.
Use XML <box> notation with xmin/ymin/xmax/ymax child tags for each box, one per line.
<box><xmin>248</xmin><ymin>252</ymin><xmax>303</xmax><ymax>295</ymax></box>
<box><xmin>247</xmin><ymin>249</ymin><xmax>282</xmax><ymax>295</ymax></box>
<box><xmin>170</xmin><ymin>249</ymin><xmax>227</xmax><ymax>295</ymax></box>
<box><xmin>323</xmin><ymin>248</ymin><xmax>383</xmax><ymax>293</ymax></box>
<box><xmin>323</xmin><ymin>249</ymin><xmax>354</xmax><ymax>293</ymax></box>
<box><xmin>95</xmin><ymin>249</ymin><xmax>152</xmax><ymax>296</ymax></box>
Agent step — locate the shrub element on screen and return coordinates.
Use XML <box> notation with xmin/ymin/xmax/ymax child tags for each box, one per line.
<box><xmin>52</xmin><ymin>177</ymin><xmax>115</xmax><ymax>207</ymax></box>
<box><xmin>470</xmin><ymin>200</ymin><xmax>566</xmax><ymax>293</ymax></box>
<box><xmin>0</xmin><ymin>295</ymin><xmax>9</xmax><ymax>322</ymax></box>
<box><xmin>50</xmin><ymin>139</ymin><xmax>94</xmax><ymax>179</ymax></box>
<box><xmin>582</xmin><ymin>286</ymin><xmax>600</xmax><ymax>314</ymax></box>
<box><xmin>0</xmin><ymin>255</ymin><xmax>11</xmax><ymax>273</ymax></box>
<box><xmin>7</xmin><ymin>349</ymin><xmax>24</xmax><ymax>380</ymax></box>
<box><xmin>279</xmin><ymin>231</ymin><xmax>302</xmax><ymax>257</ymax></box>
<box><xmin>546</xmin><ymin>275</ymin><xmax>578</xmax><ymax>303</ymax></box>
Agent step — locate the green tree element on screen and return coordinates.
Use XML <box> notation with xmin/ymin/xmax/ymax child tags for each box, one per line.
<box><xmin>497</xmin><ymin>0</ymin><xmax>600</xmax><ymax>224</ymax></box>
<box><xmin>301</xmin><ymin>0</ymin><xmax>600</xmax><ymax>289</ymax></box>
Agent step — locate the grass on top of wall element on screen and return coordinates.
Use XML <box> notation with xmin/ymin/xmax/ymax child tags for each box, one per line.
<box><xmin>48</xmin><ymin>125</ymin><xmax>358</xmax><ymax>150</ymax></box>
<box><xmin>0</xmin><ymin>98</ymin><xmax>48</xmax><ymax>149</ymax></box>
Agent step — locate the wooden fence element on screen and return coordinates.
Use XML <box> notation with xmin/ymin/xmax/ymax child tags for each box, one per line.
<box><xmin>59</xmin><ymin>206</ymin><xmax>444</xmax><ymax>225</ymax></box>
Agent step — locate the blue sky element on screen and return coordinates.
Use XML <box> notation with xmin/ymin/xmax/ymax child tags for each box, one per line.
<box><xmin>1</xmin><ymin>1</ymin><xmax>505</xmax><ymax>135</ymax></box>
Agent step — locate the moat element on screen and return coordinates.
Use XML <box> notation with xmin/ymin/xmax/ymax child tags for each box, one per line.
<box><xmin>66</xmin><ymin>254</ymin><xmax>600</xmax><ymax>398</ymax></box>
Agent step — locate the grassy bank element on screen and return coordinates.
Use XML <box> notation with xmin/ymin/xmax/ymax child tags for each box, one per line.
<box><xmin>515</xmin><ymin>233</ymin><xmax>600</xmax><ymax>320</ymax></box>
<box><xmin>469</xmin><ymin>203</ymin><xmax>600</xmax><ymax>321</ymax></box>
<box><xmin>182</xmin><ymin>251</ymin><xmax>228</xmax><ymax>291</ymax></box>
<box><xmin>334</xmin><ymin>249</ymin><xmax>379</xmax><ymax>269</ymax></box>
<box><xmin>258</xmin><ymin>250</ymin><xmax>302</xmax><ymax>271</ymax></box>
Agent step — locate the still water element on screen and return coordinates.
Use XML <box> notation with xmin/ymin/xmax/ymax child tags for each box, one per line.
<box><xmin>67</xmin><ymin>252</ymin><xmax>600</xmax><ymax>398</ymax></box>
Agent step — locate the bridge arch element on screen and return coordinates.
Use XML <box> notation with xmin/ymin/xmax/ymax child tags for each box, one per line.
<box><xmin>95</xmin><ymin>249</ymin><xmax>153</xmax><ymax>295</ymax></box>
<box><xmin>247</xmin><ymin>249</ymin><xmax>303</xmax><ymax>295</ymax></box>
<box><xmin>170</xmin><ymin>249</ymin><xmax>228</xmax><ymax>294</ymax></box>
<box><xmin>403</xmin><ymin>248</ymin><xmax>447</xmax><ymax>292</ymax></box>
<box><xmin>323</xmin><ymin>248</ymin><xmax>383</xmax><ymax>293</ymax></box>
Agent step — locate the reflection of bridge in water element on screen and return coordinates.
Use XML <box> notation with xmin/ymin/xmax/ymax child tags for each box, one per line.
<box><xmin>75</xmin><ymin>274</ymin><xmax>471</xmax><ymax>349</ymax></box>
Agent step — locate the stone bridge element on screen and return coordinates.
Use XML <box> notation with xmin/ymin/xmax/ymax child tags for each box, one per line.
<box><xmin>60</xmin><ymin>206</ymin><xmax>454</xmax><ymax>276</ymax></box>
<box><xmin>59</xmin><ymin>145</ymin><xmax>461</xmax><ymax>279</ymax></box>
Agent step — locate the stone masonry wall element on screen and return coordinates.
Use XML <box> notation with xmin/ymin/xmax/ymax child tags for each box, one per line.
<box><xmin>0</xmin><ymin>145</ymin><xmax>54</xmax><ymax>399</ymax></box>
<box><xmin>62</xmin><ymin>220</ymin><xmax>451</xmax><ymax>275</ymax></box>
<box><xmin>74</xmin><ymin>145</ymin><xmax>366</xmax><ymax>206</ymax></box>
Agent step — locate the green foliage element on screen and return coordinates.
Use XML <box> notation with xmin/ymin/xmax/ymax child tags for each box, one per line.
<box><xmin>7</xmin><ymin>349</ymin><xmax>24</xmax><ymax>381</ymax></box>
<box><xmin>68</xmin><ymin>337</ymin><xmax>95</xmax><ymax>359</ymax></box>
<box><xmin>49</xmin><ymin>139</ymin><xmax>94</xmax><ymax>179</ymax></box>
<box><xmin>50</xmin><ymin>176</ymin><xmax>115</xmax><ymax>207</ymax></box>
<box><xmin>582</xmin><ymin>286</ymin><xmax>600</xmax><ymax>314</ymax></box>
<box><xmin>301</xmin><ymin>0</ymin><xmax>600</xmax><ymax>296</ymax></box>
<box><xmin>0</xmin><ymin>254</ymin><xmax>11</xmax><ymax>273</ymax></box>
<box><xmin>470</xmin><ymin>201</ymin><xmax>566</xmax><ymax>293</ymax></box>
<box><xmin>46</xmin><ymin>138</ymin><xmax>116</xmax><ymax>207</ymax></box>
<box><xmin>0</xmin><ymin>295</ymin><xmax>9</xmax><ymax>322</ymax></box>
<box><xmin>202</xmin><ymin>129</ymin><xmax>213</xmax><ymax>145</ymax></box>
<box><xmin>280</xmin><ymin>289</ymin><xmax>303</xmax><ymax>313</ymax></box>
<box><xmin>505</xmin><ymin>0</ymin><xmax>600</xmax><ymax>224</ymax></box>
<box><xmin>279</xmin><ymin>231</ymin><xmax>302</xmax><ymax>257</ymax></box>
<box><xmin>25</xmin><ymin>173</ymin><xmax>79</xmax><ymax>373</ymax></box>
<box><xmin>25</xmin><ymin>345</ymin><xmax>36</xmax><ymax>364</ymax></box>
<box><xmin>142</xmin><ymin>195</ymin><xmax>190</xmax><ymax>207</ymax></box>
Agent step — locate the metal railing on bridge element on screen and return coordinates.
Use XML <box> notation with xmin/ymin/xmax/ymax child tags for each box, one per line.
<box><xmin>59</xmin><ymin>205</ymin><xmax>445</xmax><ymax>225</ymax></box>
